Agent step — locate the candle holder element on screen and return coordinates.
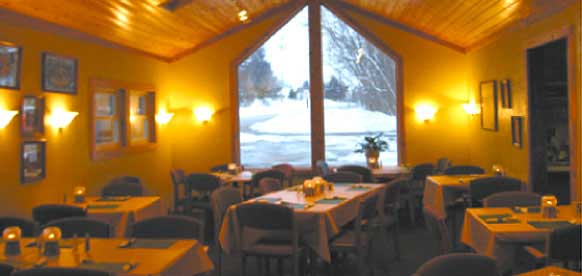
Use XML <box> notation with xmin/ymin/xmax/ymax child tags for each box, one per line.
<box><xmin>541</xmin><ymin>195</ymin><xmax>558</xmax><ymax>219</ymax></box>
<box><xmin>492</xmin><ymin>164</ymin><xmax>505</xmax><ymax>176</ymax></box>
<box><xmin>366</xmin><ymin>156</ymin><xmax>380</xmax><ymax>169</ymax></box>
<box><xmin>41</xmin><ymin>227</ymin><xmax>62</xmax><ymax>257</ymax></box>
<box><xmin>227</xmin><ymin>163</ymin><xmax>238</xmax><ymax>175</ymax></box>
<box><xmin>3</xmin><ymin>227</ymin><xmax>21</xmax><ymax>256</ymax></box>
<box><xmin>73</xmin><ymin>186</ymin><xmax>87</xmax><ymax>203</ymax></box>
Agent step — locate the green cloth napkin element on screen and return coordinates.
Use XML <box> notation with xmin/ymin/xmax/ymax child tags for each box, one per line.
<box><xmin>120</xmin><ymin>239</ymin><xmax>176</xmax><ymax>249</ymax></box>
<box><xmin>316</xmin><ymin>197</ymin><xmax>346</xmax><ymax>204</ymax></box>
<box><xmin>484</xmin><ymin>218</ymin><xmax>521</xmax><ymax>224</ymax></box>
<box><xmin>86</xmin><ymin>204</ymin><xmax>120</xmax><ymax>209</ymax></box>
<box><xmin>78</xmin><ymin>261</ymin><xmax>136</xmax><ymax>273</ymax></box>
<box><xmin>512</xmin><ymin>206</ymin><xmax>541</xmax><ymax>214</ymax></box>
<box><xmin>96</xmin><ymin>196</ymin><xmax>130</xmax><ymax>202</ymax></box>
<box><xmin>348</xmin><ymin>185</ymin><xmax>371</xmax><ymax>191</ymax></box>
<box><xmin>280</xmin><ymin>201</ymin><xmax>309</xmax><ymax>210</ymax></box>
<box><xmin>528</xmin><ymin>221</ymin><xmax>573</xmax><ymax>229</ymax></box>
<box><xmin>478</xmin><ymin>213</ymin><xmax>512</xmax><ymax>220</ymax></box>
<box><xmin>256</xmin><ymin>197</ymin><xmax>281</xmax><ymax>203</ymax></box>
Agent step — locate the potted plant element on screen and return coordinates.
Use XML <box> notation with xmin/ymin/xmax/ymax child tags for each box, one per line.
<box><xmin>355</xmin><ymin>133</ymin><xmax>389</xmax><ymax>169</ymax></box>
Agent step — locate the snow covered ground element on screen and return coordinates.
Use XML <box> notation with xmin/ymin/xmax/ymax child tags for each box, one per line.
<box><xmin>240</xmin><ymin>98</ymin><xmax>397</xmax><ymax>168</ymax></box>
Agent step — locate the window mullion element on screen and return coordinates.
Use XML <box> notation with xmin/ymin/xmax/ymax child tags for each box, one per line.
<box><xmin>308</xmin><ymin>0</ymin><xmax>325</xmax><ymax>170</ymax></box>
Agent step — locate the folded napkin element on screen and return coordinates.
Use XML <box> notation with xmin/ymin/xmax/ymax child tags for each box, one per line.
<box><xmin>478</xmin><ymin>213</ymin><xmax>512</xmax><ymax>220</ymax></box>
<box><xmin>119</xmin><ymin>239</ymin><xmax>177</xmax><ymax>249</ymax></box>
<box><xmin>280</xmin><ymin>201</ymin><xmax>311</xmax><ymax>210</ymax></box>
<box><xmin>86</xmin><ymin>204</ymin><xmax>120</xmax><ymax>209</ymax></box>
<box><xmin>528</xmin><ymin>221</ymin><xmax>574</xmax><ymax>229</ymax></box>
<box><xmin>349</xmin><ymin>184</ymin><xmax>371</xmax><ymax>191</ymax></box>
<box><xmin>483</xmin><ymin>217</ymin><xmax>521</xmax><ymax>224</ymax></box>
<box><xmin>255</xmin><ymin>197</ymin><xmax>281</xmax><ymax>203</ymax></box>
<box><xmin>95</xmin><ymin>196</ymin><xmax>130</xmax><ymax>202</ymax></box>
<box><xmin>316</xmin><ymin>197</ymin><xmax>346</xmax><ymax>204</ymax></box>
<box><xmin>512</xmin><ymin>206</ymin><xmax>541</xmax><ymax>214</ymax></box>
<box><xmin>78</xmin><ymin>260</ymin><xmax>138</xmax><ymax>273</ymax></box>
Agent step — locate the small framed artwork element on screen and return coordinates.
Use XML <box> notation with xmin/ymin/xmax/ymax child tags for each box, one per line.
<box><xmin>42</xmin><ymin>52</ymin><xmax>78</xmax><ymax>94</ymax></box>
<box><xmin>500</xmin><ymin>79</ymin><xmax>512</xmax><ymax>108</ymax></box>
<box><xmin>480</xmin><ymin>80</ymin><xmax>498</xmax><ymax>131</ymax></box>
<box><xmin>21</xmin><ymin>140</ymin><xmax>46</xmax><ymax>184</ymax></box>
<box><xmin>511</xmin><ymin>116</ymin><xmax>523</xmax><ymax>148</ymax></box>
<box><xmin>21</xmin><ymin>96</ymin><xmax>45</xmax><ymax>137</ymax></box>
<box><xmin>0</xmin><ymin>44</ymin><xmax>22</xmax><ymax>90</ymax></box>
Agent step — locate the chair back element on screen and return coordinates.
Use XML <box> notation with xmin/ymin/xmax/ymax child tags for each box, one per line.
<box><xmin>483</xmin><ymin>191</ymin><xmax>540</xmax><ymax>208</ymax></box>
<box><xmin>236</xmin><ymin>203</ymin><xmax>294</xmax><ymax>231</ymax></box>
<box><xmin>337</xmin><ymin>165</ymin><xmax>373</xmax><ymax>182</ymax></box>
<box><xmin>435</xmin><ymin>158</ymin><xmax>451</xmax><ymax>174</ymax></box>
<box><xmin>45</xmin><ymin>217</ymin><xmax>110</xmax><ymax>238</ymax></box>
<box><xmin>210</xmin><ymin>187</ymin><xmax>243</xmax><ymax>244</ymax></box>
<box><xmin>185</xmin><ymin>173</ymin><xmax>221</xmax><ymax>193</ymax></box>
<box><xmin>547</xmin><ymin>224</ymin><xmax>582</xmax><ymax>265</ymax></box>
<box><xmin>410</xmin><ymin>163</ymin><xmax>435</xmax><ymax>181</ymax></box>
<box><xmin>316</xmin><ymin>160</ymin><xmax>330</xmax><ymax>176</ymax></box>
<box><xmin>12</xmin><ymin>268</ymin><xmax>112</xmax><ymax>276</ymax></box>
<box><xmin>132</xmin><ymin>215</ymin><xmax>205</xmax><ymax>240</ymax></box>
<box><xmin>272</xmin><ymin>163</ymin><xmax>295</xmax><ymax>187</ymax></box>
<box><xmin>324</xmin><ymin>171</ymin><xmax>363</xmax><ymax>183</ymax></box>
<box><xmin>414</xmin><ymin>253</ymin><xmax>499</xmax><ymax>276</ymax></box>
<box><xmin>423</xmin><ymin>208</ymin><xmax>451</xmax><ymax>255</ymax></box>
<box><xmin>469</xmin><ymin>176</ymin><xmax>523</xmax><ymax>205</ymax></box>
<box><xmin>0</xmin><ymin>217</ymin><xmax>37</xmax><ymax>237</ymax></box>
<box><xmin>210</xmin><ymin>164</ymin><xmax>229</xmax><ymax>173</ymax></box>
<box><xmin>32</xmin><ymin>204</ymin><xmax>87</xmax><ymax>226</ymax></box>
<box><xmin>258</xmin><ymin>177</ymin><xmax>283</xmax><ymax>194</ymax></box>
<box><xmin>0</xmin><ymin>263</ymin><xmax>13</xmax><ymax>276</ymax></box>
<box><xmin>384</xmin><ymin>178</ymin><xmax>404</xmax><ymax>211</ymax></box>
<box><xmin>101</xmin><ymin>176</ymin><xmax>143</xmax><ymax>197</ymax></box>
<box><xmin>170</xmin><ymin>169</ymin><xmax>186</xmax><ymax>212</ymax></box>
<box><xmin>443</xmin><ymin>165</ymin><xmax>484</xmax><ymax>175</ymax></box>
<box><xmin>250</xmin><ymin>170</ymin><xmax>285</xmax><ymax>196</ymax></box>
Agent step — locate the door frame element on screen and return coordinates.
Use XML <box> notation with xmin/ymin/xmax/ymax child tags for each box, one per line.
<box><xmin>525</xmin><ymin>25</ymin><xmax>579</xmax><ymax>202</ymax></box>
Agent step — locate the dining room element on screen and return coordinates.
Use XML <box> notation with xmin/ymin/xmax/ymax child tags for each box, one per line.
<box><xmin>0</xmin><ymin>0</ymin><xmax>581</xmax><ymax>275</ymax></box>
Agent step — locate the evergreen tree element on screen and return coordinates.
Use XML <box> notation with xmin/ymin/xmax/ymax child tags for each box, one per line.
<box><xmin>238</xmin><ymin>48</ymin><xmax>282</xmax><ymax>106</ymax></box>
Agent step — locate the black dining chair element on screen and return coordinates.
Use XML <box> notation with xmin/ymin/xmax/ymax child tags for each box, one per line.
<box><xmin>443</xmin><ymin>165</ymin><xmax>484</xmax><ymax>175</ymax></box>
<box><xmin>0</xmin><ymin>216</ymin><xmax>38</xmax><ymax>237</ymax></box>
<box><xmin>210</xmin><ymin>187</ymin><xmax>243</xmax><ymax>276</ymax></box>
<box><xmin>435</xmin><ymin>158</ymin><xmax>451</xmax><ymax>174</ymax></box>
<box><xmin>383</xmin><ymin>178</ymin><xmax>404</xmax><ymax>260</ymax></box>
<box><xmin>258</xmin><ymin>177</ymin><xmax>283</xmax><ymax>194</ymax></box>
<box><xmin>0</xmin><ymin>263</ymin><xmax>14</xmax><ymax>276</ymax></box>
<box><xmin>101</xmin><ymin>176</ymin><xmax>143</xmax><ymax>197</ymax></box>
<box><xmin>45</xmin><ymin>217</ymin><xmax>111</xmax><ymax>238</ymax></box>
<box><xmin>483</xmin><ymin>191</ymin><xmax>541</xmax><ymax>208</ymax></box>
<box><xmin>423</xmin><ymin>208</ymin><xmax>453</xmax><ymax>255</ymax></box>
<box><xmin>32</xmin><ymin>204</ymin><xmax>87</xmax><ymax>226</ymax></box>
<box><xmin>402</xmin><ymin>163</ymin><xmax>435</xmax><ymax>225</ymax></box>
<box><xmin>469</xmin><ymin>176</ymin><xmax>523</xmax><ymax>207</ymax></box>
<box><xmin>12</xmin><ymin>268</ymin><xmax>112</xmax><ymax>276</ymax></box>
<box><xmin>272</xmin><ymin>163</ymin><xmax>295</xmax><ymax>188</ymax></box>
<box><xmin>210</xmin><ymin>164</ymin><xmax>229</xmax><ymax>173</ymax></box>
<box><xmin>184</xmin><ymin>173</ymin><xmax>222</xmax><ymax>240</ymax></box>
<box><xmin>170</xmin><ymin>169</ymin><xmax>187</xmax><ymax>214</ymax></box>
<box><xmin>132</xmin><ymin>215</ymin><xmax>205</xmax><ymax>241</ymax></box>
<box><xmin>316</xmin><ymin>160</ymin><xmax>330</xmax><ymax>177</ymax></box>
<box><xmin>324</xmin><ymin>171</ymin><xmax>363</xmax><ymax>183</ymax></box>
<box><xmin>236</xmin><ymin>202</ymin><xmax>304</xmax><ymax>276</ymax></box>
<box><xmin>337</xmin><ymin>165</ymin><xmax>374</xmax><ymax>183</ymax></box>
<box><xmin>413</xmin><ymin>253</ymin><xmax>500</xmax><ymax>276</ymax></box>
<box><xmin>247</xmin><ymin>169</ymin><xmax>285</xmax><ymax>198</ymax></box>
<box><xmin>522</xmin><ymin>224</ymin><xmax>582</xmax><ymax>270</ymax></box>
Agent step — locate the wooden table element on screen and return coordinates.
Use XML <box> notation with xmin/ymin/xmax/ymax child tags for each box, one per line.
<box><xmin>423</xmin><ymin>174</ymin><xmax>489</xmax><ymax>219</ymax></box>
<box><xmin>461</xmin><ymin>205</ymin><xmax>581</xmax><ymax>272</ymax></box>
<box><xmin>219</xmin><ymin>183</ymin><xmax>386</xmax><ymax>262</ymax></box>
<box><xmin>518</xmin><ymin>266</ymin><xmax>582</xmax><ymax>275</ymax></box>
<box><xmin>0</xmin><ymin>238</ymin><xmax>213</xmax><ymax>276</ymax></box>
<box><xmin>71</xmin><ymin>196</ymin><xmax>163</xmax><ymax>237</ymax></box>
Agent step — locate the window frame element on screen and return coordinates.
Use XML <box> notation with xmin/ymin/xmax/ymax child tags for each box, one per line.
<box><xmin>231</xmin><ymin>1</ymin><xmax>404</xmax><ymax>170</ymax></box>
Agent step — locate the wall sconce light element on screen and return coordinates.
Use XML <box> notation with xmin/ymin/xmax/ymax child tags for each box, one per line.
<box><xmin>0</xmin><ymin>109</ymin><xmax>18</xmax><ymax>128</ymax></box>
<box><xmin>48</xmin><ymin>109</ymin><xmax>78</xmax><ymax>129</ymax></box>
<box><xmin>462</xmin><ymin>101</ymin><xmax>480</xmax><ymax>115</ymax></box>
<box><xmin>415</xmin><ymin>104</ymin><xmax>437</xmax><ymax>122</ymax></box>
<box><xmin>194</xmin><ymin>107</ymin><xmax>213</xmax><ymax>123</ymax></box>
<box><xmin>155</xmin><ymin>109</ymin><xmax>174</xmax><ymax>125</ymax></box>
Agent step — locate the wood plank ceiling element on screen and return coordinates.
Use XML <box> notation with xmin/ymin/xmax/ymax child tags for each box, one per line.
<box><xmin>0</xmin><ymin>0</ymin><xmax>576</xmax><ymax>61</ymax></box>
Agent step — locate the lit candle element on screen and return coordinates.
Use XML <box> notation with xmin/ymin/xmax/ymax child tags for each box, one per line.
<box><xmin>3</xmin><ymin>227</ymin><xmax>21</xmax><ymax>256</ymax></box>
<box><xmin>41</xmin><ymin>227</ymin><xmax>62</xmax><ymax>256</ymax></box>
<box><xmin>228</xmin><ymin>163</ymin><xmax>237</xmax><ymax>174</ymax></box>
<box><xmin>541</xmin><ymin>195</ymin><xmax>558</xmax><ymax>218</ymax></box>
<box><xmin>74</xmin><ymin>186</ymin><xmax>86</xmax><ymax>203</ymax></box>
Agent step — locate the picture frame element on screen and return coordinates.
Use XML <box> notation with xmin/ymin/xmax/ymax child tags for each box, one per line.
<box><xmin>42</xmin><ymin>52</ymin><xmax>78</xmax><ymax>94</ymax></box>
<box><xmin>480</xmin><ymin>80</ymin><xmax>498</xmax><ymax>131</ymax></box>
<box><xmin>511</xmin><ymin>116</ymin><xmax>523</xmax><ymax>148</ymax></box>
<box><xmin>0</xmin><ymin>44</ymin><xmax>22</xmax><ymax>90</ymax></box>
<box><xmin>21</xmin><ymin>140</ymin><xmax>46</xmax><ymax>184</ymax></box>
<box><xmin>21</xmin><ymin>96</ymin><xmax>45</xmax><ymax>137</ymax></box>
<box><xmin>500</xmin><ymin>79</ymin><xmax>512</xmax><ymax>108</ymax></box>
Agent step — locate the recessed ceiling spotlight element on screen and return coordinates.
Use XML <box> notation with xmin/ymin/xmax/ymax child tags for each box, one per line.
<box><xmin>238</xmin><ymin>9</ymin><xmax>249</xmax><ymax>22</ymax></box>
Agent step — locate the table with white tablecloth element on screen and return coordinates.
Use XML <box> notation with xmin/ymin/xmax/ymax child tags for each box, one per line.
<box><xmin>219</xmin><ymin>183</ymin><xmax>386</xmax><ymax>262</ymax></box>
<box><xmin>423</xmin><ymin>175</ymin><xmax>488</xmax><ymax>219</ymax></box>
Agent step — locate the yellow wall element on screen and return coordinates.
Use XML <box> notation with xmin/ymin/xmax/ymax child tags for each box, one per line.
<box><xmin>0</xmin><ymin>22</ymin><xmax>174</xmax><ymax>217</ymax></box>
<box><xmin>467</xmin><ymin>3</ymin><xmax>581</xmax><ymax>199</ymax></box>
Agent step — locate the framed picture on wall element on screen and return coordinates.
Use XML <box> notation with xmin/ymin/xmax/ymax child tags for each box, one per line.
<box><xmin>42</xmin><ymin>52</ymin><xmax>78</xmax><ymax>94</ymax></box>
<box><xmin>21</xmin><ymin>140</ymin><xmax>46</xmax><ymax>184</ymax></box>
<box><xmin>480</xmin><ymin>80</ymin><xmax>498</xmax><ymax>131</ymax></box>
<box><xmin>511</xmin><ymin>116</ymin><xmax>523</xmax><ymax>148</ymax></box>
<box><xmin>500</xmin><ymin>79</ymin><xmax>512</xmax><ymax>108</ymax></box>
<box><xmin>21</xmin><ymin>96</ymin><xmax>45</xmax><ymax>137</ymax></box>
<box><xmin>0</xmin><ymin>44</ymin><xmax>22</xmax><ymax>90</ymax></box>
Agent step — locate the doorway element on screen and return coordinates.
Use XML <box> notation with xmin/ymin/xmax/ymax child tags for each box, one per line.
<box><xmin>527</xmin><ymin>37</ymin><xmax>574</xmax><ymax>204</ymax></box>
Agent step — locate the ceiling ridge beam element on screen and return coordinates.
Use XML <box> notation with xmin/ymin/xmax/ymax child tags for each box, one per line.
<box><xmin>328</xmin><ymin>0</ymin><xmax>467</xmax><ymax>53</ymax></box>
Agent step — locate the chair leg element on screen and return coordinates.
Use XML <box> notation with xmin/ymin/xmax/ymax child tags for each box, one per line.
<box><xmin>241</xmin><ymin>255</ymin><xmax>247</xmax><ymax>276</ymax></box>
<box><xmin>392</xmin><ymin>227</ymin><xmax>400</xmax><ymax>260</ymax></box>
<box><xmin>407</xmin><ymin>198</ymin><xmax>416</xmax><ymax>225</ymax></box>
<box><xmin>217</xmin><ymin>248</ymin><xmax>222</xmax><ymax>276</ymax></box>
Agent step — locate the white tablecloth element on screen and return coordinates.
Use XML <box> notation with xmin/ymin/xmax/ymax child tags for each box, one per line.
<box><xmin>423</xmin><ymin>175</ymin><xmax>487</xmax><ymax>219</ymax></box>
